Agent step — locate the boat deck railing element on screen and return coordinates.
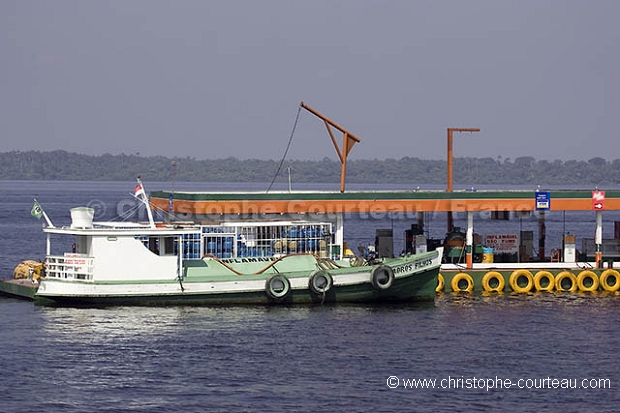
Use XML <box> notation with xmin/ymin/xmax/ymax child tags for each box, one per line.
<box><xmin>46</xmin><ymin>255</ymin><xmax>95</xmax><ymax>281</ymax></box>
<box><xmin>179</xmin><ymin>222</ymin><xmax>334</xmax><ymax>260</ymax></box>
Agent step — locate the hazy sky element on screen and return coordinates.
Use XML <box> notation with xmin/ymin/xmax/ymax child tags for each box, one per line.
<box><xmin>2</xmin><ymin>1</ymin><xmax>618</xmax><ymax>161</ymax></box>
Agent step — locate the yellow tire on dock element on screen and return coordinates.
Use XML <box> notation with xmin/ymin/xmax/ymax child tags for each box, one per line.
<box><xmin>436</xmin><ymin>274</ymin><xmax>445</xmax><ymax>292</ymax></box>
<box><xmin>599</xmin><ymin>269</ymin><xmax>620</xmax><ymax>292</ymax></box>
<box><xmin>481</xmin><ymin>271</ymin><xmax>505</xmax><ymax>292</ymax></box>
<box><xmin>451</xmin><ymin>272</ymin><xmax>474</xmax><ymax>293</ymax></box>
<box><xmin>577</xmin><ymin>270</ymin><xmax>599</xmax><ymax>292</ymax></box>
<box><xmin>509</xmin><ymin>269</ymin><xmax>534</xmax><ymax>293</ymax></box>
<box><xmin>555</xmin><ymin>271</ymin><xmax>578</xmax><ymax>292</ymax></box>
<box><xmin>533</xmin><ymin>271</ymin><xmax>555</xmax><ymax>292</ymax></box>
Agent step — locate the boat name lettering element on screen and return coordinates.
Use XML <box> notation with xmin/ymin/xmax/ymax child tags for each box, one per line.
<box><xmin>393</xmin><ymin>259</ymin><xmax>431</xmax><ymax>274</ymax></box>
<box><xmin>220</xmin><ymin>257</ymin><xmax>279</xmax><ymax>264</ymax></box>
<box><xmin>415</xmin><ymin>259</ymin><xmax>433</xmax><ymax>268</ymax></box>
<box><xmin>393</xmin><ymin>264</ymin><xmax>413</xmax><ymax>274</ymax></box>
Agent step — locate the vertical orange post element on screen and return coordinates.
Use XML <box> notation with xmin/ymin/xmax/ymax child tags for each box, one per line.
<box><xmin>447</xmin><ymin>129</ymin><xmax>454</xmax><ymax>193</ymax></box>
<box><xmin>446</xmin><ymin>128</ymin><xmax>480</xmax><ymax>233</ymax></box>
<box><xmin>340</xmin><ymin>132</ymin><xmax>349</xmax><ymax>193</ymax></box>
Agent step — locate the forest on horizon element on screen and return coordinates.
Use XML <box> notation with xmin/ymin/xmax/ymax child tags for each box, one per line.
<box><xmin>1</xmin><ymin>150</ymin><xmax>619</xmax><ymax>186</ymax></box>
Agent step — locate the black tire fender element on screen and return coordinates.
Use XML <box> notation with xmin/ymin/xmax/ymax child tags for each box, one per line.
<box><xmin>308</xmin><ymin>270</ymin><xmax>333</xmax><ymax>295</ymax></box>
<box><xmin>265</xmin><ymin>274</ymin><xmax>291</xmax><ymax>300</ymax></box>
<box><xmin>370</xmin><ymin>265</ymin><xmax>394</xmax><ymax>290</ymax></box>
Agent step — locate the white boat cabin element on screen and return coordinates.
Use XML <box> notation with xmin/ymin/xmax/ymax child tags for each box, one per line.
<box><xmin>42</xmin><ymin>207</ymin><xmax>335</xmax><ymax>283</ymax></box>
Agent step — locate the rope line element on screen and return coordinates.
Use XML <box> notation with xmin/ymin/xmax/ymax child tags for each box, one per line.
<box><xmin>266</xmin><ymin>106</ymin><xmax>302</xmax><ymax>193</ymax></box>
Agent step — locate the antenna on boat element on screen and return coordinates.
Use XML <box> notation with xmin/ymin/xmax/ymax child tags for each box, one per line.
<box><xmin>133</xmin><ymin>176</ymin><xmax>156</xmax><ymax>229</ymax></box>
<box><xmin>287</xmin><ymin>164</ymin><xmax>293</xmax><ymax>192</ymax></box>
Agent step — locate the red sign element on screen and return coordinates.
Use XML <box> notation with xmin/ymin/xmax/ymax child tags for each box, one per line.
<box><xmin>592</xmin><ymin>190</ymin><xmax>605</xmax><ymax>210</ymax></box>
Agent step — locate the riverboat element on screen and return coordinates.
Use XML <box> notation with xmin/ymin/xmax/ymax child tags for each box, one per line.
<box><xmin>1</xmin><ymin>179</ymin><xmax>441</xmax><ymax>306</ymax></box>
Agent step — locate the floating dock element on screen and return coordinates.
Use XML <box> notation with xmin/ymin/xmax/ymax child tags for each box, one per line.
<box><xmin>147</xmin><ymin>188</ymin><xmax>620</xmax><ymax>295</ymax></box>
<box><xmin>436</xmin><ymin>264</ymin><xmax>619</xmax><ymax>294</ymax></box>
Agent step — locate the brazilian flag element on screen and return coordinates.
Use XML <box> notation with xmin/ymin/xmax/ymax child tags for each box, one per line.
<box><xmin>31</xmin><ymin>201</ymin><xmax>43</xmax><ymax>219</ymax></box>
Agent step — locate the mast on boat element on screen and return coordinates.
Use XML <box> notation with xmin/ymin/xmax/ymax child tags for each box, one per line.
<box><xmin>133</xmin><ymin>176</ymin><xmax>156</xmax><ymax>229</ymax></box>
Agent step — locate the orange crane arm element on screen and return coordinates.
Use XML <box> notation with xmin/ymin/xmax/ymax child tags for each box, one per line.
<box><xmin>300</xmin><ymin>102</ymin><xmax>361</xmax><ymax>192</ymax></box>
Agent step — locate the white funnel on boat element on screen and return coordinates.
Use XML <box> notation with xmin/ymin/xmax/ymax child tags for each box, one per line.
<box><xmin>70</xmin><ymin>207</ymin><xmax>95</xmax><ymax>229</ymax></box>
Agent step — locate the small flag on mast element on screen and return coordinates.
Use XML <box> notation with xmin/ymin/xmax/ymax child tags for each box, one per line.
<box><xmin>134</xmin><ymin>184</ymin><xmax>146</xmax><ymax>198</ymax></box>
<box><xmin>31</xmin><ymin>200</ymin><xmax>43</xmax><ymax>219</ymax></box>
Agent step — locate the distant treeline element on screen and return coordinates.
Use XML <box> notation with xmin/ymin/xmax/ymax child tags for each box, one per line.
<box><xmin>1</xmin><ymin>150</ymin><xmax>619</xmax><ymax>185</ymax></box>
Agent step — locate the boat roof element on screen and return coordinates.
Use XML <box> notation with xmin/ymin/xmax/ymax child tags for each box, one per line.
<box><xmin>43</xmin><ymin>222</ymin><xmax>201</xmax><ymax>236</ymax></box>
<box><xmin>42</xmin><ymin>219</ymin><xmax>333</xmax><ymax>236</ymax></box>
<box><xmin>150</xmin><ymin>189</ymin><xmax>620</xmax><ymax>214</ymax></box>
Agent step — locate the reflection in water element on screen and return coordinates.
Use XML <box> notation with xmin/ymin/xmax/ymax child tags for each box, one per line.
<box><xmin>436</xmin><ymin>289</ymin><xmax>620</xmax><ymax>309</ymax></box>
<box><xmin>36</xmin><ymin>291</ymin><xmax>620</xmax><ymax>343</ymax></box>
<box><xmin>40</xmin><ymin>306</ymin><xmax>188</xmax><ymax>340</ymax></box>
<box><xmin>39</xmin><ymin>305</ymin><xmax>303</xmax><ymax>341</ymax></box>
<box><xmin>39</xmin><ymin>301</ymin><xmax>441</xmax><ymax>343</ymax></box>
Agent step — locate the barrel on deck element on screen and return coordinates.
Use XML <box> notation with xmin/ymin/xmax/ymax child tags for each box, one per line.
<box><xmin>482</xmin><ymin>247</ymin><xmax>494</xmax><ymax>263</ymax></box>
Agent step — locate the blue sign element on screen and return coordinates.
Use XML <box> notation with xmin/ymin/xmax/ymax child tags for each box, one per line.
<box><xmin>535</xmin><ymin>192</ymin><xmax>550</xmax><ymax>211</ymax></box>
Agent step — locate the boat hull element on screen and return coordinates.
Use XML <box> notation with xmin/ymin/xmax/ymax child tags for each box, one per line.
<box><xmin>35</xmin><ymin>274</ymin><xmax>438</xmax><ymax>307</ymax></box>
<box><xmin>34</xmin><ymin>253</ymin><xmax>440</xmax><ymax>307</ymax></box>
<box><xmin>0</xmin><ymin>279</ymin><xmax>38</xmax><ymax>300</ymax></box>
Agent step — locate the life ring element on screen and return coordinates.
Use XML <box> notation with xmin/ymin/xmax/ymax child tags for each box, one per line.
<box><xmin>533</xmin><ymin>271</ymin><xmax>555</xmax><ymax>292</ymax></box>
<box><xmin>308</xmin><ymin>270</ymin><xmax>333</xmax><ymax>295</ymax></box>
<box><xmin>554</xmin><ymin>271</ymin><xmax>577</xmax><ymax>292</ymax></box>
<box><xmin>436</xmin><ymin>274</ymin><xmax>445</xmax><ymax>292</ymax></box>
<box><xmin>265</xmin><ymin>274</ymin><xmax>292</xmax><ymax>300</ymax></box>
<box><xmin>370</xmin><ymin>265</ymin><xmax>395</xmax><ymax>290</ymax></box>
<box><xmin>509</xmin><ymin>269</ymin><xmax>534</xmax><ymax>293</ymax></box>
<box><xmin>577</xmin><ymin>270</ymin><xmax>599</xmax><ymax>292</ymax></box>
<box><xmin>481</xmin><ymin>271</ymin><xmax>505</xmax><ymax>292</ymax></box>
<box><xmin>599</xmin><ymin>269</ymin><xmax>620</xmax><ymax>292</ymax></box>
<box><xmin>450</xmin><ymin>272</ymin><xmax>474</xmax><ymax>293</ymax></box>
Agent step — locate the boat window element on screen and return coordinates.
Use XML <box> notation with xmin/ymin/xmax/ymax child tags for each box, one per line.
<box><xmin>74</xmin><ymin>235</ymin><xmax>90</xmax><ymax>254</ymax></box>
<box><xmin>162</xmin><ymin>237</ymin><xmax>176</xmax><ymax>256</ymax></box>
<box><xmin>148</xmin><ymin>237</ymin><xmax>159</xmax><ymax>254</ymax></box>
<box><xmin>144</xmin><ymin>236</ymin><xmax>178</xmax><ymax>256</ymax></box>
